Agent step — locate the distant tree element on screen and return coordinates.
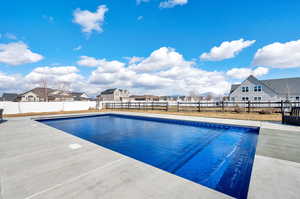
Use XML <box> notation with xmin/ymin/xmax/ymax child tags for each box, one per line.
<box><xmin>206</xmin><ymin>94</ymin><xmax>213</xmax><ymax>101</ymax></box>
<box><xmin>189</xmin><ymin>90</ymin><xmax>200</xmax><ymax>101</ymax></box>
<box><xmin>40</xmin><ymin>78</ymin><xmax>48</xmax><ymax>102</ymax></box>
<box><xmin>57</xmin><ymin>82</ymin><xmax>70</xmax><ymax>102</ymax></box>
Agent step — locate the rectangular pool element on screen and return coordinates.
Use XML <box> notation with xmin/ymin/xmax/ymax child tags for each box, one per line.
<box><xmin>38</xmin><ymin>114</ymin><xmax>259</xmax><ymax>199</ymax></box>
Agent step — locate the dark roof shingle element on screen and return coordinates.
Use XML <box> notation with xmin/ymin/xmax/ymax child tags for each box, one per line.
<box><xmin>230</xmin><ymin>76</ymin><xmax>300</xmax><ymax>95</ymax></box>
<box><xmin>1</xmin><ymin>93</ymin><xmax>19</xmax><ymax>101</ymax></box>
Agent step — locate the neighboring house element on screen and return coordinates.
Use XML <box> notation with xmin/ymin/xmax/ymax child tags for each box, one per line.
<box><xmin>20</xmin><ymin>88</ymin><xmax>54</xmax><ymax>102</ymax></box>
<box><xmin>97</xmin><ymin>88</ymin><xmax>130</xmax><ymax>101</ymax></box>
<box><xmin>1</xmin><ymin>93</ymin><xmax>19</xmax><ymax>102</ymax></box>
<box><xmin>19</xmin><ymin>88</ymin><xmax>87</xmax><ymax>102</ymax></box>
<box><xmin>130</xmin><ymin>95</ymin><xmax>159</xmax><ymax>102</ymax></box>
<box><xmin>70</xmin><ymin>92</ymin><xmax>90</xmax><ymax>101</ymax></box>
<box><xmin>229</xmin><ymin>75</ymin><xmax>300</xmax><ymax>101</ymax></box>
<box><xmin>173</xmin><ymin>96</ymin><xmax>201</xmax><ymax>102</ymax></box>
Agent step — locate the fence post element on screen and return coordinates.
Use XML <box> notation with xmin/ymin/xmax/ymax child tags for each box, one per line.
<box><xmin>139</xmin><ymin>102</ymin><xmax>141</xmax><ymax>110</ymax></box>
<box><xmin>166</xmin><ymin>102</ymin><xmax>169</xmax><ymax>112</ymax></box>
<box><xmin>280</xmin><ymin>100</ymin><xmax>284</xmax><ymax>113</ymax></box>
<box><xmin>177</xmin><ymin>102</ymin><xmax>180</xmax><ymax>112</ymax></box>
<box><xmin>248</xmin><ymin>101</ymin><xmax>251</xmax><ymax>113</ymax></box>
<box><xmin>152</xmin><ymin>101</ymin><xmax>154</xmax><ymax>110</ymax></box>
<box><xmin>222</xmin><ymin>101</ymin><xmax>225</xmax><ymax>112</ymax></box>
<box><xmin>198</xmin><ymin>101</ymin><xmax>201</xmax><ymax>112</ymax></box>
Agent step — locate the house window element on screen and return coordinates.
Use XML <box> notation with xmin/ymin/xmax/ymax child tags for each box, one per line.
<box><xmin>242</xmin><ymin>97</ymin><xmax>249</xmax><ymax>101</ymax></box>
<box><xmin>242</xmin><ymin>87</ymin><xmax>249</xmax><ymax>92</ymax></box>
<box><xmin>254</xmin><ymin>97</ymin><xmax>262</xmax><ymax>101</ymax></box>
<box><xmin>254</xmin><ymin>85</ymin><xmax>262</xmax><ymax>92</ymax></box>
<box><xmin>231</xmin><ymin>97</ymin><xmax>235</xmax><ymax>101</ymax></box>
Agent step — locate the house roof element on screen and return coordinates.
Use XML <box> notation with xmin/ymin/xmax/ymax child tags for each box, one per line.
<box><xmin>130</xmin><ymin>95</ymin><xmax>159</xmax><ymax>99</ymax></box>
<box><xmin>70</xmin><ymin>92</ymin><xmax>83</xmax><ymax>96</ymax></box>
<box><xmin>22</xmin><ymin>87</ymin><xmax>56</xmax><ymax>97</ymax></box>
<box><xmin>1</xmin><ymin>93</ymin><xmax>19</xmax><ymax>101</ymax></box>
<box><xmin>230</xmin><ymin>75</ymin><xmax>300</xmax><ymax>95</ymax></box>
<box><xmin>100</xmin><ymin>88</ymin><xmax>118</xmax><ymax>95</ymax></box>
<box><xmin>261</xmin><ymin>78</ymin><xmax>300</xmax><ymax>95</ymax></box>
<box><xmin>100</xmin><ymin>88</ymin><xmax>127</xmax><ymax>95</ymax></box>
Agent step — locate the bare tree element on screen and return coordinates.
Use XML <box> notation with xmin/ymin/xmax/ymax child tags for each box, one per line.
<box><xmin>189</xmin><ymin>90</ymin><xmax>199</xmax><ymax>102</ymax></box>
<box><xmin>57</xmin><ymin>82</ymin><xmax>71</xmax><ymax>102</ymax></box>
<box><xmin>206</xmin><ymin>94</ymin><xmax>213</xmax><ymax>101</ymax></box>
<box><xmin>40</xmin><ymin>78</ymin><xmax>48</xmax><ymax>102</ymax></box>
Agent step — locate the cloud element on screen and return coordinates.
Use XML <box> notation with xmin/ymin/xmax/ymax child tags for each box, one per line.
<box><xmin>200</xmin><ymin>39</ymin><xmax>256</xmax><ymax>61</ymax></box>
<box><xmin>2</xmin><ymin>47</ymin><xmax>254</xmax><ymax>96</ymax></box>
<box><xmin>253</xmin><ymin>39</ymin><xmax>300</xmax><ymax>68</ymax></box>
<box><xmin>0</xmin><ymin>42</ymin><xmax>43</xmax><ymax>66</ymax></box>
<box><xmin>73</xmin><ymin>45</ymin><xmax>82</xmax><ymax>51</ymax></box>
<box><xmin>226</xmin><ymin>67</ymin><xmax>269</xmax><ymax>79</ymax></box>
<box><xmin>85</xmin><ymin>47</ymin><xmax>231</xmax><ymax>96</ymax></box>
<box><xmin>0</xmin><ymin>67</ymin><xmax>87</xmax><ymax>95</ymax></box>
<box><xmin>73</xmin><ymin>5</ymin><xmax>108</xmax><ymax>34</ymax></box>
<box><xmin>0</xmin><ymin>72</ymin><xmax>23</xmax><ymax>92</ymax></box>
<box><xmin>77</xmin><ymin>56</ymin><xmax>125</xmax><ymax>71</ymax></box>
<box><xmin>129</xmin><ymin>47</ymin><xmax>192</xmax><ymax>72</ymax></box>
<box><xmin>137</xmin><ymin>0</ymin><xmax>150</xmax><ymax>5</ymax></box>
<box><xmin>3</xmin><ymin>33</ymin><xmax>17</xmax><ymax>40</ymax></box>
<box><xmin>159</xmin><ymin>0</ymin><xmax>188</xmax><ymax>8</ymax></box>
<box><xmin>124</xmin><ymin>56</ymin><xmax>144</xmax><ymax>64</ymax></box>
<box><xmin>25</xmin><ymin>66</ymin><xmax>83</xmax><ymax>87</ymax></box>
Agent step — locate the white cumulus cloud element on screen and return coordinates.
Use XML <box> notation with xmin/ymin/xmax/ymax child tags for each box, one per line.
<box><xmin>159</xmin><ymin>0</ymin><xmax>188</xmax><ymax>8</ymax></box>
<box><xmin>129</xmin><ymin>47</ymin><xmax>192</xmax><ymax>72</ymax></box>
<box><xmin>0</xmin><ymin>42</ymin><xmax>43</xmax><ymax>66</ymax></box>
<box><xmin>85</xmin><ymin>47</ymin><xmax>231</xmax><ymax>96</ymax></box>
<box><xmin>25</xmin><ymin>66</ymin><xmax>83</xmax><ymax>88</ymax></box>
<box><xmin>77</xmin><ymin>56</ymin><xmax>125</xmax><ymax>72</ymax></box>
<box><xmin>0</xmin><ymin>72</ymin><xmax>23</xmax><ymax>92</ymax></box>
<box><xmin>124</xmin><ymin>56</ymin><xmax>144</xmax><ymax>64</ymax></box>
<box><xmin>200</xmin><ymin>39</ymin><xmax>256</xmax><ymax>61</ymax></box>
<box><xmin>73</xmin><ymin>5</ymin><xmax>108</xmax><ymax>34</ymax></box>
<box><xmin>253</xmin><ymin>39</ymin><xmax>300</xmax><ymax>68</ymax></box>
<box><xmin>226</xmin><ymin>67</ymin><xmax>269</xmax><ymax>79</ymax></box>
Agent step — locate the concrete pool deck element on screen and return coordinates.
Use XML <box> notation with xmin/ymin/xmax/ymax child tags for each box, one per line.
<box><xmin>0</xmin><ymin>112</ymin><xmax>300</xmax><ymax>199</ymax></box>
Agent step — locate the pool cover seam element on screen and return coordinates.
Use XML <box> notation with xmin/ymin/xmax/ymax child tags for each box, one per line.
<box><xmin>23</xmin><ymin>157</ymin><xmax>127</xmax><ymax>199</ymax></box>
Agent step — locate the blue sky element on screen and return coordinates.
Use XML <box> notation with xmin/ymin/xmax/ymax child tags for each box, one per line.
<box><xmin>1</xmin><ymin>0</ymin><xmax>300</xmax><ymax>96</ymax></box>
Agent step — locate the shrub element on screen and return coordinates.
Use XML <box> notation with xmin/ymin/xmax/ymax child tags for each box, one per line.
<box><xmin>233</xmin><ymin>107</ymin><xmax>243</xmax><ymax>113</ymax></box>
<box><xmin>259</xmin><ymin>109</ymin><xmax>273</xmax><ymax>114</ymax></box>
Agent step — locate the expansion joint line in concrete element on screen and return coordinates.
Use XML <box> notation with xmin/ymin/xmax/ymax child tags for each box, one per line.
<box><xmin>24</xmin><ymin>157</ymin><xmax>127</xmax><ymax>199</ymax></box>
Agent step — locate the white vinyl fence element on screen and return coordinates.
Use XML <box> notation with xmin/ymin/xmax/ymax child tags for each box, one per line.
<box><xmin>0</xmin><ymin>101</ymin><xmax>98</xmax><ymax>115</ymax></box>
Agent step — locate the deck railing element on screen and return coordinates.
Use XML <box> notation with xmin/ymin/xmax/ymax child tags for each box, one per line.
<box><xmin>104</xmin><ymin>101</ymin><xmax>300</xmax><ymax>113</ymax></box>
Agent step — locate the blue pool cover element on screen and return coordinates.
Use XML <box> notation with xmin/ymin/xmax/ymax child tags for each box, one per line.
<box><xmin>38</xmin><ymin>114</ymin><xmax>259</xmax><ymax>199</ymax></box>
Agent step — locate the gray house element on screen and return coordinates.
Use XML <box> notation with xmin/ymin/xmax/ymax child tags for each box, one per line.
<box><xmin>229</xmin><ymin>75</ymin><xmax>300</xmax><ymax>101</ymax></box>
<box><xmin>97</xmin><ymin>88</ymin><xmax>129</xmax><ymax>101</ymax></box>
<box><xmin>1</xmin><ymin>93</ymin><xmax>19</xmax><ymax>102</ymax></box>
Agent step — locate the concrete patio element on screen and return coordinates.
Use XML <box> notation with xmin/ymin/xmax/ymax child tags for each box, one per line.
<box><xmin>1</xmin><ymin>112</ymin><xmax>300</xmax><ymax>199</ymax></box>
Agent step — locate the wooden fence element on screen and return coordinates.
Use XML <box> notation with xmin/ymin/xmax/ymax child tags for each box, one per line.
<box><xmin>104</xmin><ymin>101</ymin><xmax>300</xmax><ymax>113</ymax></box>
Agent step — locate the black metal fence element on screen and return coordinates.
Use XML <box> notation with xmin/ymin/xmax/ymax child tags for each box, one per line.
<box><xmin>104</xmin><ymin>101</ymin><xmax>300</xmax><ymax>113</ymax></box>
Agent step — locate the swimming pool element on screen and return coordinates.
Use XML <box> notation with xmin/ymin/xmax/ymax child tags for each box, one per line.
<box><xmin>38</xmin><ymin>114</ymin><xmax>259</xmax><ymax>199</ymax></box>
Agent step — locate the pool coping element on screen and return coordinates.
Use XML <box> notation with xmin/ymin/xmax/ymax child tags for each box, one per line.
<box><xmin>1</xmin><ymin>111</ymin><xmax>300</xmax><ymax>199</ymax></box>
